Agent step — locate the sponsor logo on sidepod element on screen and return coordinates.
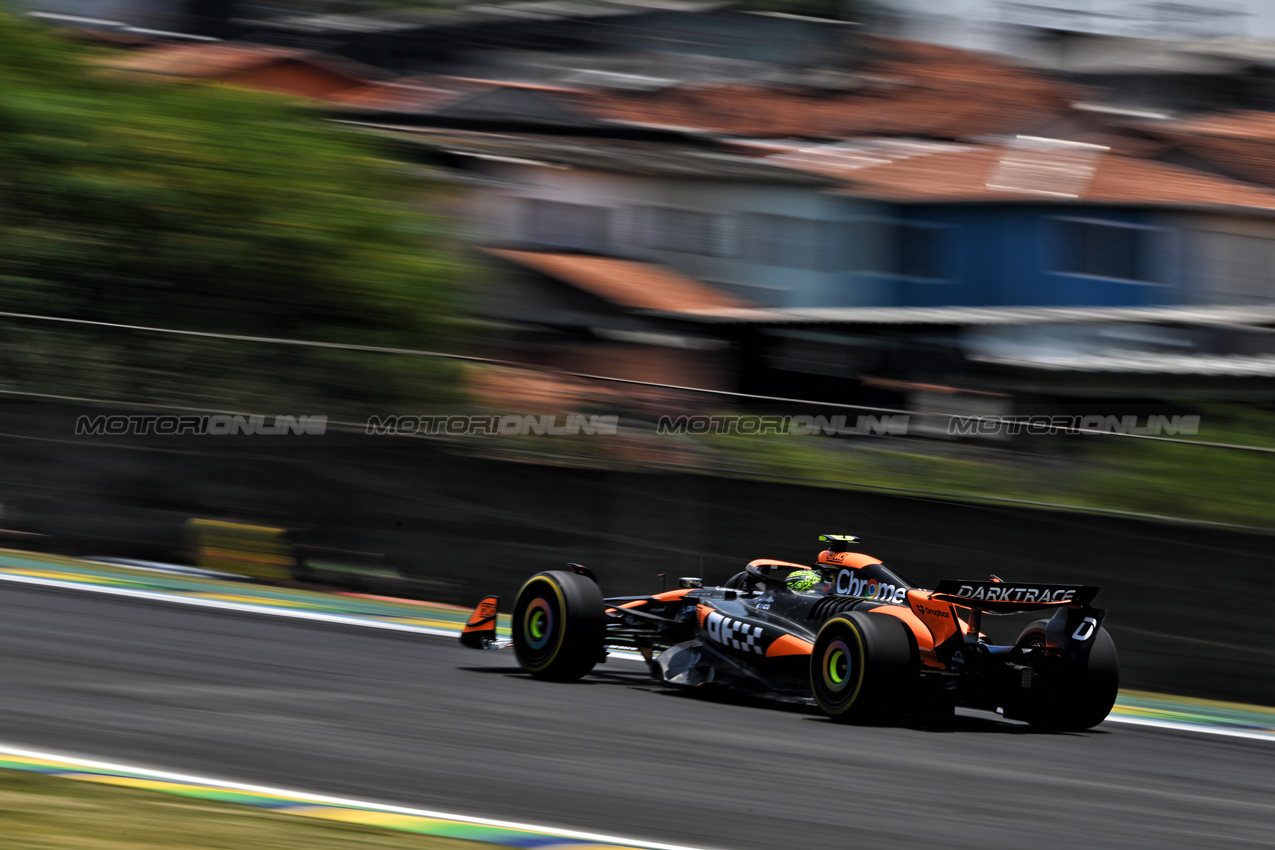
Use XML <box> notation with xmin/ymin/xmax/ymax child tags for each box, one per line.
<box><xmin>704</xmin><ymin>610</ymin><xmax>765</xmax><ymax>655</ymax></box>
<box><xmin>835</xmin><ymin>570</ymin><xmax>906</xmax><ymax>604</ymax></box>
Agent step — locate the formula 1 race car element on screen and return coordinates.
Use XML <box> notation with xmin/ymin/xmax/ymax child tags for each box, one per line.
<box><xmin>459</xmin><ymin>535</ymin><xmax>1119</xmax><ymax>730</ymax></box>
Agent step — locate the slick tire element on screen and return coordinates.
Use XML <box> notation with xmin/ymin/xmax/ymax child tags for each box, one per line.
<box><xmin>512</xmin><ymin>570</ymin><xmax>605</xmax><ymax>682</ymax></box>
<box><xmin>811</xmin><ymin>610</ymin><xmax>918</xmax><ymax>724</ymax></box>
<box><xmin>1016</xmin><ymin>619</ymin><xmax>1120</xmax><ymax>731</ymax></box>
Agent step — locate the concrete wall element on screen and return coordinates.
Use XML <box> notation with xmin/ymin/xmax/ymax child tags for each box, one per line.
<box><xmin>3</xmin><ymin>401</ymin><xmax>1272</xmax><ymax>705</ymax></box>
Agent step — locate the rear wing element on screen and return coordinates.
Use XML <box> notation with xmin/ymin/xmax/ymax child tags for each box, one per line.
<box><xmin>923</xmin><ymin>581</ymin><xmax>1107</xmax><ymax>667</ymax></box>
<box><xmin>931</xmin><ymin>580</ymin><xmax>1098</xmax><ymax>613</ymax></box>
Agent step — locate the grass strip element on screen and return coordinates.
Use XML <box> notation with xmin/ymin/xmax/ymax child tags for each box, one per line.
<box><xmin>0</xmin><ymin>768</ymin><xmax>501</xmax><ymax>850</ymax></box>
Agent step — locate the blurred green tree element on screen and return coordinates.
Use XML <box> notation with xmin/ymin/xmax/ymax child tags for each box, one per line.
<box><xmin>0</xmin><ymin>11</ymin><xmax>464</xmax><ymax>413</ymax></box>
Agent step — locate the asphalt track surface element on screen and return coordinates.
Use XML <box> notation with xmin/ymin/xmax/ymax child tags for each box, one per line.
<box><xmin>2</xmin><ymin>585</ymin><xmax>1272</xmax><ymax>850</ymax></box>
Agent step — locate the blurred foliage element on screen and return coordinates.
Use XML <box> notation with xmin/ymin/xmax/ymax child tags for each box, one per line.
<box><xmin>694</xmin><ymin>427</ymin><xmax>1035</xmax><ymax>500</ymax></box>
<box><xmin>686</xmin><ymin>404</ymin><xmax>1275</xmax><ymax>529</ymax></box>
<box><xmin>1071</xmin><ymin>403</ymin><xmax>1275</xmax><ymax>528</ymax></box>
<box><xmin>464</xmin><ymin>402</ymin><xmax>1275</xmax><ymax>530</ymax></box>
<box><xmin>0</xmin><ymin>11</ymin><xmax>465</xmax><ymax>413</ymax></box>
<box><xmin>0</xmin><ymin>768</ymin><xmax>497</xmax><ymax>850</ymax></box>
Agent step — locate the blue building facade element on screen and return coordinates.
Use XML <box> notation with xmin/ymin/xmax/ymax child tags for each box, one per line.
<box><xmin>840</xmin><ymin>203</ymin><xmax>1177</xmax><ymax>309</ymax></box>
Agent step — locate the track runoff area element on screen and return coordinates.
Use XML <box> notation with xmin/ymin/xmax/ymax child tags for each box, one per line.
<box><xmin>0</xmin><ymin>746</ymin><xmax>706</xmax><ymax>850</ymax></box>
<box><xmin>0</xmin><ymin>550</ymin><xmax>1271</xmax><ymax>850</ymax></box>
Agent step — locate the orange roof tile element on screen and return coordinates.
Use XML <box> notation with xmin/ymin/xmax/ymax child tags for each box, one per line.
<box><xmin>568</xmin><ymin>36</ymin><xmax>1080</xmax><ymax>140</ymax></box>
<box><xmin>1171</xmin><ymin>111</ymin><xmax>1275</xmax><ymax>139</ymax></box>
<box><xmin>107</xmin><ymin>37</ymin><xmax>1083</xmax><ymax>143</ymax></box>
<box><xmin>369</xmin><ymin>37</ymin><xmax>1079</xmax><ymax>140</ymax></box>
<box><xmin>106</xmin><ymin>42</ymin><xmax>381</xmax><ymax>88</ymax></box>
<box><xmin>768</xmin><ymin>141</ymin><xmax>1275</xmax><ymax>209</ymax></box>
<box><xmin>1080</xmin><ymin>153</ymin><xmax>1275</xmax><ymax>209</ymax></box>
<box><xmin>484</xmin><ymin>250</ymin><xmax>752</xmax><ymax>313</ymax></box>
<box><xmin>326</xmin><ymin>81</ymin><xmax>458</xmax><ymax>112</ymax></box>
<box><xmin>1136</xmin><ymin>111</ymin><xmax>1275</xmax><ymax>188</ymax></box>
<box><xmin>111</xmin><ymin>43</ymin><xmax>306</xmax><ymax>75</ymax></box>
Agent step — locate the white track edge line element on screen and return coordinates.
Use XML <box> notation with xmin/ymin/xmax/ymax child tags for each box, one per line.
<box><xmin>0</xmin><ymin>744</ymin><xmax>716</xmax><ymax>850</ymax></box>
<box><xmin>0</xmin><ymin>570</ymin><xmax>649</xmax><ymax>661</ymax></box>
<box><xmin>1103</xmin><ymin>714</ymin><xmax>1275</xmax><ymax>742</ymax></box>
<box><xmin>0</xmin><ymin>572</ymin><xmax>456</xmax><ymax>638</ymax></box>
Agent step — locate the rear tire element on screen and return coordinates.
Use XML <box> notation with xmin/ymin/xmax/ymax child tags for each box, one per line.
<box><xmin>1016</xmin><ymin>619</ymin><xmax>1119</xmax><ymax>731</ymax></box>
<box><xmin>811</xmin><ymin>611</ymin><xmax>917</xmax><ymax>723</ymax></box>
<box><xmin>512</xmin><ymin>570</ymin><xmax>605</xmax><ymax>681</ymax></box>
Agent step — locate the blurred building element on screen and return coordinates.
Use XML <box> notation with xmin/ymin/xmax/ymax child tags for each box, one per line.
<box><xmin>881</xmin><ymin>0</ymin><xmax>1264</xmax><ymax>54</ymax></box>
<box><xmin>20</xmin><ymin>0</ymin><xmax>236</xmax><ymax>36</ymax></box>
<box><xmin>366</xmin><ymin>51</ymin><xmax>1275</xmax><ymax>407</ymax></box>
<box><xmin>240</xmin><ymin>2</ymin><xmax>857</xmax><ymax>79</ymax></box>
<box><xmin>21</xmin><ymin>0</ymin><xmax>181</xmax><ymax>28</ymax></box>
<box><xmin>69</xmin><ymin>13</ymin><xmax>1275</xmax><ymax>409</ymax></box>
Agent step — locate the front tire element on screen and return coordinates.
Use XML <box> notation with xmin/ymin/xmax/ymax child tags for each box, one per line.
<box><xmin>811</xmin><ymin>611</ymin><xmax>917</xmax><ymax>723</ymax></box>
<box><xmin>1016</xmin><ymin>619</ymin><xmax>1119</xmax><ymax>731</ymax></box>
<box><xmin>512</xmin><ymin>570</ymin><xmax>604</xmax><ymax>681</ymax></box>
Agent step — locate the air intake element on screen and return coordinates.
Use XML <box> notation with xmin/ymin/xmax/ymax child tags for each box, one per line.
<box><xmin>809</xmin><ymin>595</ymin><xmax>861</xmax><ymax>621</ymax></box>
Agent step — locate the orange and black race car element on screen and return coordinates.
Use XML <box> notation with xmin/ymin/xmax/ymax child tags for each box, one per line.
<box><xmin>460</xmin><ymin>534</ymin><xmax>1119</xmax><ymax>730</ymax></box>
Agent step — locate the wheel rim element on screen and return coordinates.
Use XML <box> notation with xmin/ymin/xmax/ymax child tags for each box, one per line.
<box><xmin>827</xmin><ymin>649</ymin><xmax>847</xmax><ymax>684</ymax></box>
<box><xmin>522</xmin><ymin>598</ymin><xmax>554</xmax><ymax>651</ymax></box>
<box><xmin>821</xmin><ymin>639</ymin><xmax>853</xmax><ymax>693</ymax></box>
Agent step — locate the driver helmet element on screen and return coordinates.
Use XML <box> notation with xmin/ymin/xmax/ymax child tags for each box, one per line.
<box><xmin>786</xmin><ymin>569</ymin><xmax>822</xmax><ymax>592</ymax></box>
